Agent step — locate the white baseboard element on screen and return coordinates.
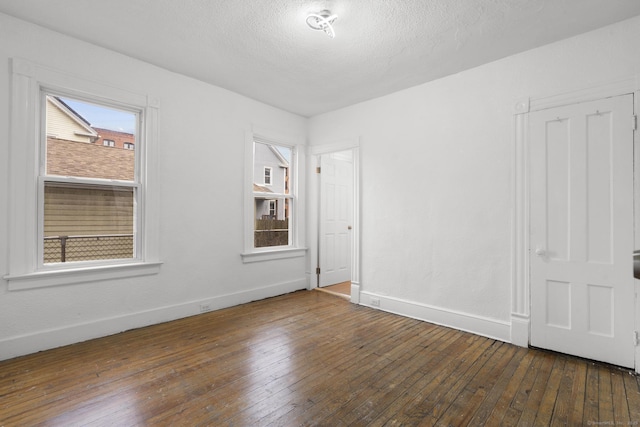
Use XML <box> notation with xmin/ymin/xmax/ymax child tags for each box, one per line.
<box><xmin>510</xmin><ymin>313</ymin><xmax>530</xmax><ymax>347</ymax></box>
<box><xmin>359</xmin><ymin>291</ymin><xmax>511</xmax><ymax>343</ymax></box>
<box><xmin>0</xmin><ymin>278</ymin><xmax>306</xmax><ymax>361</ymax></box>
<box><xmin>350</xmin><ymin>282</ymin><xmax>360</xmax><ymax>304</ymax></box>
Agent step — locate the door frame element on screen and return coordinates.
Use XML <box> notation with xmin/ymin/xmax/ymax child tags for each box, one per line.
<box><xmin>511</xmin><ymin>76</ymin><xmax>640</xmax><ymax>372</ymax></box>
<box><xmin>308</xmin><ymin>138</ymin><xmax>361</xmax><ymax>303</ymax></box>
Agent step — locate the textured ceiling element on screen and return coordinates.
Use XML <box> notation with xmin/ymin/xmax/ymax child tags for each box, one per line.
<box><xmin>1</xmin><ymin>0</ymin><xmax>640</xmax><ymax>117</ymax></box>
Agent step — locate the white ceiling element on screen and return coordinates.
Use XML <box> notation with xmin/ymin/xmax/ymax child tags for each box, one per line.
<box><xmin>1</xmin><ymin>0</ymin><xmax>639</xmax><ymax>117</ymax></box>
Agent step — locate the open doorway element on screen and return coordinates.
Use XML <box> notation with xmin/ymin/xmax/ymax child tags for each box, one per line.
<box><xmin>316</xmin><ymin>281</ymin><xmax>352</xmax><ymax>299</ymax></box>
<box><xmin>309</xmin><ymin>142</ymin><xmax>360</xmax><ymax>303</ymax></box>
<box><xmin>318</xmin><ymin>150</ymin><xmax>353</xmax><ymax>290</ymax></box>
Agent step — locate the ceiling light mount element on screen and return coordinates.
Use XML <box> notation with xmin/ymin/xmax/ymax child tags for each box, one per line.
<box><xmin>306</xmin><ymin>10</ymin><xmax>337</xmax><ymax>38</ymax></box>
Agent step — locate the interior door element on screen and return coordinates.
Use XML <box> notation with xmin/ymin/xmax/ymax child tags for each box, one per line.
<box><xmin>529</xmin><ymin>94</ymin><xmax>635</xmax><ymax>368</ymax></box>
<box><xmin>319</xmin><ymin>151</ymin><xmax>353</xmax><ymax>287</ymax></box>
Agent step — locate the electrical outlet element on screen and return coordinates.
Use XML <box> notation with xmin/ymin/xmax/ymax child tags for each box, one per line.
<box><xmin>199</xmin><ymin>303</ymin><xmax>211</xmax><ymax>313</ymax></box>
<box><xmin>370</xmin><ymin>297</ymin><xmax>380</xmax><ymax>307</ymax></box>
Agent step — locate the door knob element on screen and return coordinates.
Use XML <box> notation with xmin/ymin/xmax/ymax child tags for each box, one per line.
<box><xmin>535</xmin><ymin>247</ymin><xmax>546</xmax><ymax>257</ymax></box>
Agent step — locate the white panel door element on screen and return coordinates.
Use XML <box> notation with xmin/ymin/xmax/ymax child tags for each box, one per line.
<box><xmin>530</xmin><ymin>94</ymin><xmax>635</xmax><ymax>368</ymax></box>
<box><xmin>319</xmin><ymin>152</ymin><xmax>353</xmax><ymax>287</ymax></box>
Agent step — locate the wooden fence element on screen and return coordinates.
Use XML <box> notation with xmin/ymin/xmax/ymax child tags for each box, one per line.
<box><xmin>255</xmin><ymin>219</ymin><xmax>289</xmax><ymax>247</ymax></box>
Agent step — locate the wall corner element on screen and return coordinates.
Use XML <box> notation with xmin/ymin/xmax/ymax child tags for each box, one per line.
<box><xmin>510</xmin><ymin>313</ymin><xmax>530</xmax><ymax>347</ymax></box>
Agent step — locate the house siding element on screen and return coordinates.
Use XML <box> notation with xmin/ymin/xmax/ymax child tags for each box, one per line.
<box><xmin>254</xmin><ymin>143</ymin><xmax>286</xmax><ymax>193</ymax></box>
<box><xmin>254</xmin><ymin>143</ymin><xmax>287</xmax><ymax>220</ymax></box>
<box><xmin>44</xmin><ymin>184</ymin><xmax>134</xmax><ymax>237</ymax></box>
<box><xmin>45</xmin><ymin>98</ymin><xmax>93</xmax><ymax>143</ymax></box>
<box><xmin>43</xmin><ymin>184</ymin><xmax>134</xmax><ymax>263</ymax></box>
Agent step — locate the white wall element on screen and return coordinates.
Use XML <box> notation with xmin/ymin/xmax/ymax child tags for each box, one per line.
<box><xmin>309</xmin><ymin>15</ymin><xmax>640</xmax><ymax>342</ymax></box>
<box><xmin>0</xmin><ymin>13</ymin><xmax>308</xmax><ymax>360</ymax></box>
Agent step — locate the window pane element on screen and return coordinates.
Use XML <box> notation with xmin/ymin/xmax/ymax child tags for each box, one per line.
<box><xmin>253</xmin><ymin>142</ymin><xmax>290</xmax><ymax>194</ymax></box>
<box><xmin>43</xmin><ymin>183</ymin><xmax>134</xmax><ymax>263</ymax></box>
<box><xmin>253</xmin><ymin>142</ymin><xmax>292</xmax><ymax>248</ymax></box>
<box><xmin>45</xmin><ymin>95</ymin><xmax>135</xmax><ymax>181</ymax></box>
<box><xmin>44</xmin><ymin>94</ymin><xmax>137</xmax><ymax>264</ymax></box>
<box><xmin>254</xmin><ymin>198</ymin><xmax>289</xmax><ymax>248</ymax></box>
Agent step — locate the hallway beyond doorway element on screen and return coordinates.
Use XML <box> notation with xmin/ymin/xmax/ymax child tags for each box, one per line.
<box><xmin>316</xmin><ymin>281</ymin><xmax>350</xmax><ymax>299</ymax></box>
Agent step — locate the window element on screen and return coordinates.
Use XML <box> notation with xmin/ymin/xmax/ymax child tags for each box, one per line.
<box><xmin>43</xmin><ymin>95</ymin><xmax>136</xmax><ymax>264</ymax></box>
<box><xmin>124</xmin><ymin>142</ymin><xmax>134</xmax><ymax>150</ymax></box>
<box><xmin>242</xmin><ymin>129</ymin><xmax>305</xmax><ymax>263</ymax></box>
<box><xmin>268</xmin><ymin>200</ymin><xmax>277</xmax><ymax>218</ymax></box>
<box><xmin>6</xmin><ymin>58</ymin><xmax>161</xmax><ymax>290</ymax></box>
<box><xmin>253</xmin><ymin>142</ymin><xmax>291</xmax><ymax>248</ymax></box>
<box><xmin>264</xmin><ymin>167</ymin><xmax>272</xmax><ymax>185</ymax></box>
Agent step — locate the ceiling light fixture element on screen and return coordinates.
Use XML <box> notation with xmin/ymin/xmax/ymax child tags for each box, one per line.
<box><xmin>306</xmin><ymin>10</ymin><xmax>338</xmax><ymax>38</ymax></box>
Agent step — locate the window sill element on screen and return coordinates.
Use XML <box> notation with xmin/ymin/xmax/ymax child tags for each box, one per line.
<box><xmin>4</xmin><ymin>261</ymin><xmax>163</xmax><ymax>291</ymax></box>
<box><xmin>241</xmin><ymin>247</ymin><xmax>307</xmax><ymax>263</ymax></box>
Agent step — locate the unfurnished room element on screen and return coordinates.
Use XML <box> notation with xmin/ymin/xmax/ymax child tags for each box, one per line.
<box><xmin>1</xmin><ymin>1</ymin><xmax>640</xmax><ymax>425</ymax></box>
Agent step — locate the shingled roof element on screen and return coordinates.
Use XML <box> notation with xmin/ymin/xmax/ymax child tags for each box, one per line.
<box><xmin>47</xmin><ymin>137</ymin><xmax>134</xmax><ymax>181</ymax></box>
<box><xmin>253</xmin><ymin>183</ymin><xmax>273</xmax><ymax>193</ymax></box>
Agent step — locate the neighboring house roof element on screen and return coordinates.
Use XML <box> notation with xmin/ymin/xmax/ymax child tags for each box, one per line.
<box><xmin>94</xmin><ymin>127</ymin><xmax>134</xmax><ymax>138</ymax></box>
<box><xmin>47</xmin><ymin>138</ymin><xmax>134</xmax><ymax>181</ymax></box>
<box><xmin>253</xmin><ymin>183</ymin><xmax>273</xmax><ymax>193</ymax></box>
<box><xmin>46</xmin><ymin>96</ymin><xmax>98</xmax><ymax>142</ymax></box>
<box><xmin>94</xmin><ymin>127</ymin><xmax>136</xmax><ymax>149</ymax></box>
<box><xmin>54</xmin><ymin>97</ymin><xmax>92</xmax><ymax>127</ymax></box>
<box><xmin>268</xmin><ymin>145</ymin><xmax>289</xmax><ymax>167</ymax></box>
<box><xmin>45</xmin><ymin>96</ymin><xmax>136</xmax><ymax>181</ymax></box>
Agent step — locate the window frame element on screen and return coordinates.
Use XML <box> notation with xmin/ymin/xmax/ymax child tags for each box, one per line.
<box><xmin>5</xmin><ymin>58</ymin><xmax>161</xmax><ymax>290</ymax></box>
<box><xmin>40</xmin><ymin>90</ymin><xmax>140</xmax><ymax>268</ymax></box>
<box><xmin>241</xmin><ymin>129</ymin><xmax>306</xmax><ymax>263</ymax></box>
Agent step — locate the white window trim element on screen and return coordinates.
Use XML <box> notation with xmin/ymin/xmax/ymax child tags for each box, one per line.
<box><xmin>4</xmin><ymin>58</ymin><xmax>162</xmax><ymax>290</ymax></box>
<box><xmin>40</xmin><ymin>90</ymin><xmax>141</xmax><ymax>269</ymax></box>
<box><xmin>263</xmin><ymin>166</ymin><xmax>272</xmax><ymax>185</ymax></box>
<box><xmin>241</xmin><ymin>128</ymin><xmax>306</xmax><ymax>263</ymax></box>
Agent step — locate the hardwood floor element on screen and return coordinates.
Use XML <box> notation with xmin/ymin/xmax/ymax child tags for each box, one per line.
<box><xmin>1</xmin><ymin>290</ymin><xmax>638</xmax><ymax>426</ymax></box>
<box><xmin>317</xmin><ymin>281</ymin><xmax>351</xmax><ymax>298</ymax></box>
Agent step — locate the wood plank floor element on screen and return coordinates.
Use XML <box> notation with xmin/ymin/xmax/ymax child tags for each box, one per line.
<box><xmin>317</xmin><ymin>281</ymin><xmax>351</xmax><ymax>298</ymax></box>
<box><xmin>1</xmin><ymin>290</ymin><xmax>639</xmax><ymax>426</ymax></box>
